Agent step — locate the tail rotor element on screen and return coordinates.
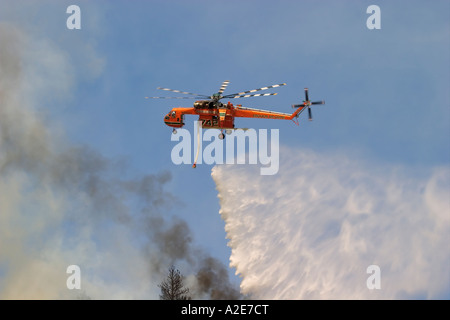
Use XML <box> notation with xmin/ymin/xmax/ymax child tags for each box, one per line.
<box><xmin>292</xmin><ymin>88</ymin><xmax>325</xmax><ymax>121</ymax></box>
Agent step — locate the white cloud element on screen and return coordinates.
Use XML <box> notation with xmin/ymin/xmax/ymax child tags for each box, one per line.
<box><xmin>212</xmin><ymin>147</ymin><xmax>450</xmax><ymax>299</ymax></box>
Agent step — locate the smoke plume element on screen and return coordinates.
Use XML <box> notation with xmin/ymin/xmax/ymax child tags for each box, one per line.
<box><xmin>212</xmin><ymin>147</ymin><xmax>450</xmax><ymax>299</ymax></box>
<box><xmin>0</xmin><ymin>23</ymin><xmax>238</xmax><ymax>299</ymax></box>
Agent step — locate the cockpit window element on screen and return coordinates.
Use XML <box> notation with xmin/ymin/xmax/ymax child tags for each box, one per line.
<box><xmin>171</xmin><ymin>111</ymin><xmax>176</xmax><ymax>117</ymax></box>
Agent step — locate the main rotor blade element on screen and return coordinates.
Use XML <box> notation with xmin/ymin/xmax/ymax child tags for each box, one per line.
<box><xmin>311</xmin><ymin>100</ymin><xmax>325</xmax><ymax>105</ymax></box>
<box><xmin>145</xmin><ymin>96</ymin><xmax>199</xmax><ymax>99</ymax></box>
<box><xmin>223</xmin><ymin>83</ymin><xmax>286</xmax><ymax>98</ymax></box>
<box><xmin>304</xmin><ymin>88</ymin><xmax>309</xmax><ymax>102</ymax></box>
<box><xmin>308</xmin><ymin>107</ymin><xmax>312</xmax><ymax>121</ymax></box>
<box><xmin>156</xmin><ymin>87</ymin><xmax>208</xmax><ymax>98</ymax></box>
<box><xmin>218</xmin><ymin>80</ymin><xmax>230</xmax><ymax>95</ymax></box>
<box><xmin>228</xmin><ymin>92</ymin><xmax>278</xmax><ymax>99</ymax></box>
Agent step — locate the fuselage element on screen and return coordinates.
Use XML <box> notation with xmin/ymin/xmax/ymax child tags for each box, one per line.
<box><xmin>164</xmin><ymin>100</ymin><xmax>236</xmax><ymax>130</ymax></box>
<box><xmin>163</xmin><ymin>98</ymin><xmax>305</xmax><ymax>131</ymax></box>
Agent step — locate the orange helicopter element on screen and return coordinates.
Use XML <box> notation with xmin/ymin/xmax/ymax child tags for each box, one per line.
<box><xmin>146</xmin><ymin>80</ymin><xmax>325</xmax><ymax>138</ymax></box>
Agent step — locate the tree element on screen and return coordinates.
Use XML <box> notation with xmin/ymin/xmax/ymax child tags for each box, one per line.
<box><xmin>158</xmin><ymin>266</ymin><xmax>191</xmax><ymax>300</ymax></box>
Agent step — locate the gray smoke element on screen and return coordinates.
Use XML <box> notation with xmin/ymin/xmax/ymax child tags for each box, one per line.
<box><xmin>0</xmin><ymin>23</ymin><xmax>239</xmax><ymax>299</ymax></box>
<box><xmin>195</xmin><ymin>256</ymin><xmax>241</xmax><ymax>300</ymax></box>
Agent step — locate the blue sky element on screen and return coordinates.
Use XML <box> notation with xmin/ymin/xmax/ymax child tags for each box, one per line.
<box><xmin>59</xmin><ymin>0</ymin><xmax>449</xmax><ymax>166</ymax></box>
<box><xmin>0</xmin><ymin>0</ymin><xmax>448</xmax><ymax>298</ymax></box>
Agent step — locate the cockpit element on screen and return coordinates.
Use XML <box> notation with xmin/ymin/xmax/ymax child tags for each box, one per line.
<box><xmin>164</xmin><ymin>110</ymin><xmax>184</xmax><ymax>128</ymax></box>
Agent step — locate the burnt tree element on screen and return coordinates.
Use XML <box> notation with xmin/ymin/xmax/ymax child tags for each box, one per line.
<box><xmin>158</xmin><ymin>266</ymin><xmax>191</xmax><ymax>300</ymax></box>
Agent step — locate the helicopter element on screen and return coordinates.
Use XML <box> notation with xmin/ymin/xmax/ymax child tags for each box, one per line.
<box><xmin>146</xmin><ymin>80</ymin><xmax>325</xmax><ymax>140</ymax></box>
